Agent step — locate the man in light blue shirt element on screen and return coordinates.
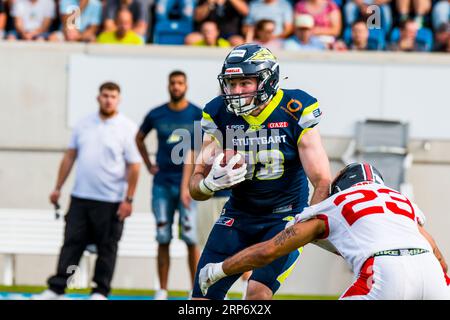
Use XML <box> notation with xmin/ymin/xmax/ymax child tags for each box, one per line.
<box><xmin>284</xmin><ymin>14</ymin><xmax>327</xmax><ymax>51</ymax></box>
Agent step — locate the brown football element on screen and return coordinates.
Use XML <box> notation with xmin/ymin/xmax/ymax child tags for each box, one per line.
<box><xmin>204</xmin><ymin>149</ymin><xmax>245</xmax><ymax>176</ymax></box>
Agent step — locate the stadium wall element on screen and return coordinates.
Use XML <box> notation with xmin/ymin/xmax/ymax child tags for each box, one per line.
<box><xmin>0</xmin><ymin>43</ymin><xmax>449</xmax><ymax>296</ymax></box>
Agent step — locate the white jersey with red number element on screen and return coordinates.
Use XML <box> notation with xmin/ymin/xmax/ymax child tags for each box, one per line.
<box><xmin>297</xmin><ymin>182</ymin><xmax>432</xmax><ymax>275</ymax></box>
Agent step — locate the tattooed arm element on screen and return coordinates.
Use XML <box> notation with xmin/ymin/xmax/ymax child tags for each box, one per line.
<box><xmin>199</xmin><ymin>218</ymin><xmax>326</xmax><ymax>295</ymax></box>
<box><xmin>222</xmin><ymin>219</ymin><xmax>327</xmax><ymax>275</ymax></box>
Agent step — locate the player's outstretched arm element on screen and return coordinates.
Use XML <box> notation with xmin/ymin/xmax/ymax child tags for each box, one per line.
<box><xmin>199</xmin><ymin>219</ymin><xmax>326</xmax><ymax>295</ymax></box>
<box><xmin>298</xmin><ymin>128</ymin><xmax>332</xmax><ymax>205</ymax></box>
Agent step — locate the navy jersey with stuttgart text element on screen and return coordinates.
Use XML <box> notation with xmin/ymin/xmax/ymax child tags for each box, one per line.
<box><xmin>201</xmin><ymin>88</ymin><xmax>322</xmax><ymax>216</ymax></box>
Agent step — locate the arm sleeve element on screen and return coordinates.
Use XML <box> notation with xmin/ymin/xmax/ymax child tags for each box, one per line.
<box><xmin>298</xmin><ymin>97</ymin><xmax>322</xmax><ymax>130</ymax></box>
<box><xmin>139</xmin><ymin>111</ymin><xmax>154</xmax><ymax>136</ymax></box>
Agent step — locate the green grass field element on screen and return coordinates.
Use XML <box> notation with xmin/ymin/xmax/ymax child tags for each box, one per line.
<box><xmin>0</xmin><ymin>285</ymin><xmax>338</xmax><ymax>300</ymax></box>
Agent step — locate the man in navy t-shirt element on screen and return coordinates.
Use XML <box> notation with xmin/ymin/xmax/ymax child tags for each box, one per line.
<box><xmin>136</xmin><ymin>70</ymin><xmax>202</xmax><ymax>300</ymax></box>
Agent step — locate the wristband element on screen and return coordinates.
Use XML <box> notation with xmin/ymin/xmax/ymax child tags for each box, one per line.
<box><xmin>199</xmin><ymin>178</ymin><xmax>215</xmax><ymax>196</ymax></box>
<box><xmin>211</xmin><ymin>262</ymin><xmax>226</xmax><ymax>281</ymax></box>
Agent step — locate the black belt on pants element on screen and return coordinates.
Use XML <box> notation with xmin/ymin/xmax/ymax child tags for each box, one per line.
<box><xmin>373</xmin><ymin>248</ymin><xmax>429</xmax><ymax>257</ymax></box>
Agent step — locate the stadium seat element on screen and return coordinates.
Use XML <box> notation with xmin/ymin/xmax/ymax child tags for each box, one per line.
<box><xmin>341</xmin><ymin>119</ymin><xmax>414</xmax><ymax>198</ymax></box>
<box><xmin>153</xmin><ymin>19</ymin><xmax>193</xmax><ymax>45</ymax></box>
<box><xmin>389</xmin><ymin>27</ymin><xmax>434</xmax><ymax>51</ymax></box>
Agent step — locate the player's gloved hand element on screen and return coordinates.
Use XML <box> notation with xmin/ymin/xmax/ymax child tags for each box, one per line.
<box><xmin>199</xmin><ymin>153</ymin><xmax>247</xmax><ymax>195</ymax></box>
<box><xmin>199</xmin><ymin>262</ymin><xmax>227</xmax><ymax>296</ymax></box>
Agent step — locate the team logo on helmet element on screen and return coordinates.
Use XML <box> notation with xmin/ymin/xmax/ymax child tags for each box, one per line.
<box><xmin>245</xmin><ymin>48</ymin><xmax>277</xmax><ymax>62</ymax></box>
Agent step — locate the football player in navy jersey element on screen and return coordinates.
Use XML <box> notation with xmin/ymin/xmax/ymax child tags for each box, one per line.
<box><xmin>189</xmin><ymin>44</ymin><xmax>332</xmax><ymax>300</ymax></box>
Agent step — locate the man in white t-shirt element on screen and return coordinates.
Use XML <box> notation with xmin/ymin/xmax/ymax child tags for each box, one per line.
<box><xmin>199</xmin><ymin>163</ymin><xmax>450</xmax><ymax>300</ymax></box>
<box><xmin>33</xmin><ymin>82</ymin><xmax>142</xmax><ymax>300</ymax></box>
<box><xmin>8</xmin><ymin>0</ymin><xmax>55</xmax><ymax>41</ymax></box>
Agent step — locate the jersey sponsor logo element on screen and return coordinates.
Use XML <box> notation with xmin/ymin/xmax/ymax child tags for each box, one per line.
<box><xmin>225</xmin><ymin>67</ymin><xmax>243</xmax><ymax>74</ymax></box>
<box><xmin>232</xmin><ymin>135</ymin><xmax>287</xmax><ymax>146</ymax></box>
<box><xmin>226</xmin><ymin>124</ymin><xmax>245</xmax><ymax>130</ymax></box>
<box><xmin>268</xmin><ymin>121</ymin><xmax>288</xmax><ymax>129</ymax></box>
<box><xmin>287</xmin><ymin>99</ymin><xmax>302</xmax><ymax>113</ymax></box>
<box><xmin>246</xmin><ymin>48</ymin><xmax>276</xmax><ymax>62</ymax></box>
<box><xmin>246</xmin><ymin>124</ymin><xmax>265</xmax><ymax>132</ymax></box>
<box><xmin>216</xmin><ymin>216</ymin><xmax>235</xmax><ymax>227</ymax></box>
<box><xmin>228</xmin><ymin>50</ymin><xmax>246</xmax><ymax>58</ymax></box>
<box><xmin>166</xmin><ymin>133</ymin><xmax>183</xmax><ymax>144</ymax></box>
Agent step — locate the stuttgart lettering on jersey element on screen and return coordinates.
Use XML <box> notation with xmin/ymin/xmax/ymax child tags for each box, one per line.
<box><xmin>232</xmin><ymin>135</ymin><xmax>287</xmax><ymax>146</ymax></box>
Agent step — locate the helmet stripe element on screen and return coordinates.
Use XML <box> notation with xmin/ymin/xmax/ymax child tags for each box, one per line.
<box><xmin>363</xmin><ymin>163</ymin><xmax>374</xmax><ymax>182</ymax></box>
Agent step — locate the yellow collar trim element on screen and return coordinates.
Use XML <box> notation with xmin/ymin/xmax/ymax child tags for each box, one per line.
<box><xmin>242</xmin><ymin>89</ymin><xmax>284</xmax><ymax>126</ymax></box>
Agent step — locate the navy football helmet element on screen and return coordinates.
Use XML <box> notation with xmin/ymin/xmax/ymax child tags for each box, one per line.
<box><xmin>330</xmin><ymin>163</ymin><xmax>385</xmax><ymax>196</ymax></box>
<box><xmin>218</xmin><ymin>43</ymin><xmax>280</xmax><ymax>116</ymax></box>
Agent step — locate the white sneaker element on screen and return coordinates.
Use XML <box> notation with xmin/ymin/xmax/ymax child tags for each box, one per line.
<box><xmin>153</xmin><ymin>289</ymin><xmax>168</xmax><ymax>300</ymax></box>
<box><xmin>89</xmin><ymin>293</ymin><xmax>108</xmax><ymax>300</ymax></box>
<box><xmin>31</xmin><ymin>289</ymin><xmax>64</xmax><ymax>300</ymax></box>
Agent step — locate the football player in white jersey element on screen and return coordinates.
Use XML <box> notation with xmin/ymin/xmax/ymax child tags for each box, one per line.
<box><xmin>199</xmin><ymin>163</ymin><xmax>450</xmax><ymax>299</ymax></box>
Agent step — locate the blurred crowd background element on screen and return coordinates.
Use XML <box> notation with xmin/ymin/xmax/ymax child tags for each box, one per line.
<box><xmin>0</xmin><ymin>0</ymin><xmax>449</xmax><ymax>52</ymax></box>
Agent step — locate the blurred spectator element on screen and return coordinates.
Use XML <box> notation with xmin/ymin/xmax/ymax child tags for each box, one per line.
<box><xmin>193</xmin><ymin>0</ymin><xmax>248</xmax><ymax>46</ymax></box>
<box><xmin>7</xmin><ymin>0</ymin><xmax>55</xmax><ymax>41</ymax></box>
<box><xmin>48</xmin><ymin>0</ymin><xmax>102</xmax><ymax>42</ymax></box>
<box><xmin>432</xmin><ymin>0</ymin><xmax>449</xmax><ymax>31</ymax></box>
<box><xmin>243</xmin><ymin>0</ymin><xmax>294</xmax><ymax>42</ymax></box>
<box><xmin>434</xmin><ymin>21</ymin><xmax>449</xmax><ymax>51</ymax></box>
<box><xmin>349</xmin><ymin>19</ymin><xmax>370</xmax><ymax>50</ymax></box>
<box><xmin>389</xmin><ymin>18</ymin><xmax>427</xmax><ymax>51</ymax></box>
<box><xmin>295</xmin><ymin>0</ymin><xmax>342</xmax><ymax>45</ymax></box>
<box><xmin>97</xmin><ymin>8</ymin><xmax>144</xmax><ymax>44</ymax></box>
<box><xmin>0</xmin><ymin>0</ymin><xmax>6</xmax><ymax>39</ymax></box>
<box><xmin>155</xmin><ymin>0</ymin><xmax>193</xmax><ymax>20</ymax></box>
<box><xmin>344</xmin><ymin>0</ymin><xmax>392</xmax><ymax>32</ymax></box>
<box><xmin>104</xmin><ymin>0</ymin><xmax>151</xmax><ymax>38</ymax></box>
<box><xmin>395</xmin><ymin>0</ymin><xmax>431</xmax><ymax>27</ymax></box>
<box><xmin>253</xmin><ymin>19</ymin><xmax>283</xmax><ymax>50</ymax></box>
<box><xmin>446</xmin><ymin>33</ymin><xmax>450</xmax><ymax>52</ymax></box>
<box><xmin>284</xmin><ymin>13</ymin><xmax>327</xmax><ymax>50</ymax></box>
<box><xmin>185</xmin><ymin>19</ymin><xmax>230</xmax><ymax>46</ymax></box>
<box><xmin>334</xmin><ymin>18</ymin><xmax>374</xmax><ymax>50</ymax></box>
